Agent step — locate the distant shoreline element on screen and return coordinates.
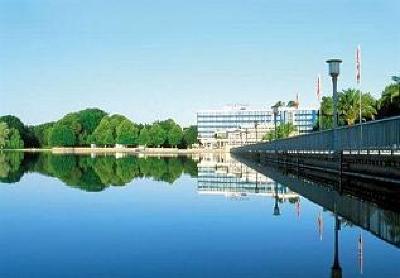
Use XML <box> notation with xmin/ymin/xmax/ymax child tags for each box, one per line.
<box><xmin>3</xmin><ymin>147</ymin><xmax>227</xmax><ymax>155</ymax></box>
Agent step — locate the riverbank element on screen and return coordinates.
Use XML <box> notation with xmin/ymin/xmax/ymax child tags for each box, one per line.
<box><xmin>3</xmin><ymin>147</ymin><xmax>227</xmax><ymax>155</ymax></box>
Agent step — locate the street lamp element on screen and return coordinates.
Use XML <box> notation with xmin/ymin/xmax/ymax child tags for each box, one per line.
<box><xmin>326</xmin><ymin>59</ymin><xmax>342</xmax><ymax>129</ymax></box>
<box><xmin>327</xmin><ymin>59</ymin><xmax>342</xmax><ymax>152</ymax></box>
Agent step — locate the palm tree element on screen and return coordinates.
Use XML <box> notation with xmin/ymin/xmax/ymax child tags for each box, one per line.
<box><xmin>338</xmin><ymin>89</ymin><xmax>377</xmax><ymax>125</ymax></box>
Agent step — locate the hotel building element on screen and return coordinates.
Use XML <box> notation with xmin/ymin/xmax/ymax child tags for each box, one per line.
<box><xmin>197</xmin><ymin>104</ymin><xmax>318</xmax><ymax>148</ymax></box>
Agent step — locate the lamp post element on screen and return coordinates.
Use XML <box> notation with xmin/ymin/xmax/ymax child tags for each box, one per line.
<box><xmin>326</xmin><ymin>59</ymin><xmax>342</xmax><ymax>152</ymax></box>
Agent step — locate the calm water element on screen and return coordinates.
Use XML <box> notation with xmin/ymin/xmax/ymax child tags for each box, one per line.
<box><xmin>0</xmin><ymin>152</ymin><xmax>399</xmax><ymax>278</ymax></box>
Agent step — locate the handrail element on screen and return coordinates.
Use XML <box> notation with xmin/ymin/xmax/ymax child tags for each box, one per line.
<box><xmin>232</xmin><ymin>115</ymin><xmax>400</xmax><ymax>152</ymax></box>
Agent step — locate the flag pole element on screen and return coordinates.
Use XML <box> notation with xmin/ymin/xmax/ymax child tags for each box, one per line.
<box><xmin>357</xmin><ymin>45</ymin><xmax>362</xmax><ymax>151</ymax></box>
<box><xmin>317</xmin><ymin>74</ymin><xmax>322</xmax><ymax>130</ymax></box>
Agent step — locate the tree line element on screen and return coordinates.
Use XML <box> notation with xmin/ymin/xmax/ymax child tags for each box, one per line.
<box><xmin>0</xmin><ymin>108</ymin><xmax>198</xmax><ymax>148</ymax></box>
<box><xmin>260</xmin><ymin>83</ymin><xmax>399</xmax><ymax>141</ymax></box>
<box><xmin>318</xmin><ymin>84</ymin><xmax>399</xmax><ymax>130</ymax></box>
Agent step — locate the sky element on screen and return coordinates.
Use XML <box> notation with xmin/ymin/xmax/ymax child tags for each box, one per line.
<box><xmin>0</xmin><ymin>0</ymin><xmax>399</xmax><ymax>126</ymax></box>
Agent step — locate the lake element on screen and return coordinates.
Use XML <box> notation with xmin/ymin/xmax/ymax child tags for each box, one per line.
<box><xmin>0</xmin><ymin>152</ymin><xmax>399</xmax><ymax>277</ymax></box>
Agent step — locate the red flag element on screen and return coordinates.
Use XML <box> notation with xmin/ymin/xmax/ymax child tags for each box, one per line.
<box><xmin>356</xmin><ymin>45</ymin><xmax>361</xmax><ymax>84</ymax></box>
<box><xmin>316</xmin><ymin>74</ymin><xmax>322</xmax><ymax>101</ymax></box>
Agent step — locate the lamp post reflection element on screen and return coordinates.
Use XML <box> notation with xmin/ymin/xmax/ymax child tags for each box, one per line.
<box><xmin>331</xmin><ymin>204</ymin><xmax>342</xmax><ymax>278</ymax></box>
<box><xmin>273</xmin><ymin>181</ymin><xmax>281</xmax><ymax>216</ymax></box>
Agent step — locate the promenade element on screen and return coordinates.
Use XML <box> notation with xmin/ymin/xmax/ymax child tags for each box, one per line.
<box><xmin>232</xmin><ymin>115</ymin><xmax>400</xmax><ymax>182</ymax></box>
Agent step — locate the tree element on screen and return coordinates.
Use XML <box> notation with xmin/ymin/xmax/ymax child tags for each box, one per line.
<box><xmin>158</xmin><ymin>119</ymin><xmax>176</xmax><ymax>131</ymax></box>
<box><xmin>262</xmin><ymin>131</ymin><xmax>275</xmax><ymax>142</ymax></box>
<box><xmin>6</xmin><ymin>128</ymin><xmax>24</xmax><ymax>149</ymax></box>
<box><xmin>272</xmin><ymin>101</ymin><xmax>285</xmax><ymax>108</ymax></box>
<box><xmin>262</xmin><ymin>123</ymin><xmax>297</xmax><ymax>142</ymax></box>
<box><xmin>183</xmin><ymin>126</ymin><xmax>198</xmax><ymax>147</ymax></box>
<box><xmin>149</xmin><ymin>124</ymin><xmax>166</xmax><ymax>147</ymax></box>
<box><xmin>319</xmin><ymin>89</ymin><xmax>377</xmax><ymax>129</ymax></box>
<box><xmin>320</xmin><ymin>96</ymin><xmax>333</xmax><ymax>130</ymax></box>
<box><xmin>50</xmin><ymin>108</ymin><xmax>108</xmax><ymax>146</ymax></box>
<box><xmin>278</xmin><ymin>123</ymin><xmax>296</xmax><ymax>138</ymax></box>
<box><xmin>168</xmin><ymin>125</ymin><xmax>183</xmax><ymax>147</ymax></box>
<box><xmin>48</xmin><ymin>125</ymin><xmax>76</xmax><ymax>147</ymax></box>
<box><xmin>0</xmin><ymin>122</ymin><xmax>10</xmax><ymax>149</ymax></box>
<box><xmin>338</xmin><ymin>89</ymin><xmax>377</xmax><ymax>125</ymax></box>
<box><xmin>33</xmin><ymin>122</ymin><xmax>55</xmax><ymax>147</ymax></box>
<box><xmin>76</xmin><ymin>108</ymin><xmax>107</xmax><ymax>135</ymax></box>
<box><xmin>377</xmin><ymin>84</ymin><xmax>400</xmax><ymax>119</ymax></box>
<box><xmin>93</xmin><ymin>116</ymin><xmax>114</xmax><ymax>146</ymax></box>
<box><xmin>138</xmin><ymin>127</ymin><xmax>150</xmax><ymax>146</ymax></box>
<box><xmin>0</xmin><ymin>115</ymin><xmax>36</xmax><ymax>147</ymax></box>
<box><xmin>116</xmin><ymin>119</ymin><xmax>139</xmax><ymax>145</ymax></box>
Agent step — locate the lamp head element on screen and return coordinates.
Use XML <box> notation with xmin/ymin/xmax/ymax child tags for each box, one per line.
<box><xmin>326</xmin><ymin>59</ymin><xmax>342</xmax><ymax>77</ymax></box>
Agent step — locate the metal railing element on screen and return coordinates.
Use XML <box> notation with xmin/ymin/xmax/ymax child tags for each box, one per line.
<box><xmin>233</xmin><ymin>115</ymin><xmax>400</xmax><ymax>153</ymax></box>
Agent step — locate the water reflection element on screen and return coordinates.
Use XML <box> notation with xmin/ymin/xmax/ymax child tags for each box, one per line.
<box><xmin>234</xmin><ymin>155</ymin><xmax>400</xmax><ymax>249</ymax></box>
<box><xmin>0</xmin><ymin>152</ymin><xmax>198</xmax><ymax>191</ymax></box>
<box><xmin>197</xmin><ymin>153</ymin><xmax>299</xmax><ymax>218</ymax></box>
<box><xmin>1</xmin><ymin>151</ymin><xmax>399</xmax><ymax>276</ymax></box>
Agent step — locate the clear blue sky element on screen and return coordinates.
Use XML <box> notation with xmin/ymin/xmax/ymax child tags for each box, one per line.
<box><xmin>0</xmin><ymin>0</ymin><xmax>399</xmax><ymax>126</ymax></box>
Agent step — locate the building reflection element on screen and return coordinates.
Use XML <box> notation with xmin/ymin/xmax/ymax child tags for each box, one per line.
<box><xmin>197</xmin><ymin>153</ymin><xmax>299</xmax><ymax>214</ymax></box>
<box><xmin>234</xmin><ymin>154</ymin><xmax>400</xmax><ymax>276</ymax></box>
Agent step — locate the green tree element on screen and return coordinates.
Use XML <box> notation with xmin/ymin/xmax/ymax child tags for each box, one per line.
<box><xmin>48</xmin><ymin>125</ymin><xmax>76</xmax><ymax>147</ymax></box>
<box><xmin>338</xmin><ymin>89</ymin><xmax>376</xmax><ymax>125</ymax></box>
<box><xmin>33</xmin><ymin>122</ymin><xmax>55</xmax><ymax>147</ymax></box>
<box><xmin>183</xmin><ymin>126</ymin><xmax>198</xmax><ymax>147</ymax></box>
<box><xmin>0</xmin><ymin>115</ymin><xmax>36</xmax><ymax>147</ymax></box>
<box><xmin>76</xmin><ymin>108</ymin><xmax>107</xmax><ymax>135</ymax></box>
<box><xmin>377</xmin><ymin>84</ymin><xmax>400</xmax><ymax>119</ymax></box>
<box><xmin>262</xmin><ymin>131</ymin><xmax>276</xmax><ymax>142</ymax></box>
<box><xmin>116</xmin><ymin>119</ymin><xmax>139</xmax><ymax>145</ymax></box>
<box><xmin>149</xmin><ymin>124</ymin><xmax>166</xmax><ymax>147</ymax></box>
<box><xmin>262</xmin><ymin>123</ymin><xmax>297</xmax><ymax>141</ymax></box>
<box><xmin>158</xmin><ymin>119</ymin><xmax>176</xmax><ymax>131</ymax></box>
<box><xmin>168</xmin><ymin>125</ymin><xmax>183</xmax><ymax>147</ymax></box>
<box><xmin>319</xmin><ymin>89</ymin><xmax>377</xmax><ymax>129</ymax></box>
<box><xmin>93</xmin><ymin>116</ymin><xmax>114</xmax><ymax>146</ymax></box>
<box><xmin>49</xmin><ymin>108</ymin><xmax>108</xmax><ymax>146</ymax></box>
<box><xmin>277</xmin><ymin>123</ymin><xmax>296</xmax><ymax>138</ymax></box>
<box><xmin>320</xmin><ymin>96</ymin><xmax>334</xmax><ymax>129</ymax></box>
<box><xmin>6</xmin><ymin>128</ymin><xmax>24</xmax><ymax>149</ymax></box>
<box><xmin>0</xmin><ymin>122</ymin><xmax>9</xmax><ymax>149</ymax></box>
<box><xmin>138</xmin><ymin>127</ymin><xmax>150</xmax><ymax>146</ymax></box>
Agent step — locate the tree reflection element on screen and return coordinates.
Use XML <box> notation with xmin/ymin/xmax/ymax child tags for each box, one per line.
<box><xmin>0</xmin><ymin>152</ymin><xmax>25</xmax><ymax>183</ymax></box>
<box><xmin>0</xmin><ymin>152</ymin><xmax>198</xmax><ymax>192</ymax></box>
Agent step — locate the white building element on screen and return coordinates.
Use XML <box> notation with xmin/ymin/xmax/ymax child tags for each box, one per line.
<box><xmin>197</xmin><ymin>104</ymin><xmax>318</xmax><ymax>148</ymax></box>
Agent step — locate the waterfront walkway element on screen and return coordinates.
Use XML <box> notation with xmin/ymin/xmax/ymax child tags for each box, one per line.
<box><xmin>232</xmin><ymin>116</ymin><xmax>400</xmax><ymax>181</ymax></box>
